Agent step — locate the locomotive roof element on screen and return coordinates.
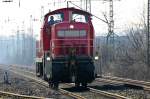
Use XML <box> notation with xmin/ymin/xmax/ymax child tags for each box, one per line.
<box><xmin>45</xmin><ymin>7</ymin><xmax>92</xmax><ymax>18</ymax></box>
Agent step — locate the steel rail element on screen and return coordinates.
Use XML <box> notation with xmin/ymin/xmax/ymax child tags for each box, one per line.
<box><xmin>10</xmin><ymin>65</ymin><xmax>36</xmax><ymax>75</ymax></box>
<box><xmin>10</xmin><ymin>66</ymin><xmax>36</xmax><ymax>76</ymax></box>
<box><xmin>65</xmin><ymin>83</ymin><xmax>129</xmax><ymax>99</ymax></box>
<box><xmin>8</xmin><ymin>68</ymin><xmax>86</xmax><ymax>99</ymax></box>
<box><xmin>9</xmin><ymin>65</ymin><xmax>129</xmax><ymax>99</ymax></box>
<box><xmin>88</xmin><ymin>87</ymin><xmax>129</xmax><ymax>99</ymax></box>
<box><xmin>0</xmin><ymin>90</ymin><xmax>45</xmax><ymax>99</ymax></box>
<box><xmin>98</xmin><ymin>76</ymin><xmax>150</xmax><ymax>91</ymax></box>
<box><xmin>103</xmin><ymin>76</ymin><xmax>150</xmax><ymax>86</ymax></box>
<box><xmin>59</xmin><ymin>88</ymin><xmax>86</xmax><ymax>99</ymax></box>
<box><xmin>10</xmin><ymin>65</ymin><xmax>130</xmax><ymax>99</ymax></box>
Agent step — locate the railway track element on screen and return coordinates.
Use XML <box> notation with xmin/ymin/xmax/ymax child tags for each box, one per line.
<box><xmin>2</xmin><ymin>64</ymin><xmax>150</xmax><ymax>98</ymax></box>
<box><xmin>0</xmin><ymin>65</ymin><xmax>88</xmax><ymax>99</ymax></box>
<box><xmin>0</xmin><ymin>90</ymin><xmax>45</xmax><ymax>99</ymax></box>
<box><xmin>64</xmin><ymin>83</ymin><xmax>128</xmax><ymax>99</ymax></box>
<box><xmin>12</xmin><ymin>64</ymin><xmax>150</xmax><ymax>92</ymax></box>
<box><xmin>95</xmin><ymin>77</ymin><xmax>149</xmax><ymax>99</ymax></box>
<box><xmin>4</xmin><ymin>64</ymin><xmax>130</xmax><ymax>99</ymax></box>
<box><xmin>88</xmin><ymin>87</ymin><xmax>128</xmax><ymax>99</ymax></box>
<box><xmin>13</xmin><ymin>64</ymin><xmax>150</xmax><ymax>90</ymax></box>
<box><xmin>9</xmin><ymin>70</ymin><xmax>85</xmax><ymax>99</ymax></box>
<box><xmin>10</xmin><ymin>64</ymin><xmax>150</xmax><ymax>91</ymax></box>
<box><xmin>1</xmin><ymin>64</ymin><xmax>149</xmax><ymax>99</ymax></box>
<box><xmin>100</xmin><ymin>76</ymin><xmax>150</xmax><ymax>90</ymax></box>
<box><xmin>0</xmin><ymin>65</ymin><xmax>82</xmax><ymax>99</ymax></box>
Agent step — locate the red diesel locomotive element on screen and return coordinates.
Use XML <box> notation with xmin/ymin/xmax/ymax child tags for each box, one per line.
<box><xmin>36</xmin><ymin>7</ymin><xmax>98</xmax><ymax>88</ymax></box>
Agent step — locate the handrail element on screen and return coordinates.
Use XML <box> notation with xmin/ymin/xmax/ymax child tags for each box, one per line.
<box><xmin>51</xmin><ymin>39</ymin><xmax>93</xmax><ymax>41</ymax></box>
<box><xmin>51</xmin><ymin>45</ymin><xmax>94</xmax><ymax>48</ymax></box>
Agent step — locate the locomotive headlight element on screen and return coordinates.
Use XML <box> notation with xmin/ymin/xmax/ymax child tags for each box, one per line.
<box><xmin>94</xmin><ymin>56</ymin><xmax>99</xmax><ymax>60</ymax></box>
<box><xmin>70</xmin><ymin>25</ymin><xmax>74</xmax><ymax>29</ymax></box>
<box><xmin>46</xmin><ymin>57</ymin><xmax>51</xmax><ymax>61</ymax></box>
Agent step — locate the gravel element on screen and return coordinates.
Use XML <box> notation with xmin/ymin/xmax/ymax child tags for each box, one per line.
<box><xmin>90</xmin><ymin>84</ymin><xmax>148</xmax><ymax>99</ymax></box>
<box><xmin>0</xmin><ymin>68</ymin><xmax>72</xmax><ymax>99</ymax></box>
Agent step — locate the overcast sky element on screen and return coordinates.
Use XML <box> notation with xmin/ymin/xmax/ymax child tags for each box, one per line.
<box><xmin>0</xmin><ymin>0</ymin><xmax>147</xmax><ymax>37</ymax></box>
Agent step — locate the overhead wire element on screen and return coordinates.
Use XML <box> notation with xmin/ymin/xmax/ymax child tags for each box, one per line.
<box><xmin>67</xmin><ymin>1</ymin><xmax>109</xmax><ymax>24</ymax></box>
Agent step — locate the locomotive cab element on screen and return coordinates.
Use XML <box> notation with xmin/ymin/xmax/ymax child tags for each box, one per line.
<box><xmin>36</xmin><ymin>8</ymin><xmax>96</xmax><ymax>89</ymax></box>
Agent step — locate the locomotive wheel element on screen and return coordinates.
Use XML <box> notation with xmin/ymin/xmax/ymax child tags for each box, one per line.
<box><xmin>36</xmin><ymin>63</ymin><xmax>40</xmax><ymax>77</ymax></box>
<box><xmin>49</xmin><ymin>82</ymin><xmax>58</xmax><ymax>89</ymax></box>
<box><xmin>81</xmin><ymin>82</ymin><xmax>87</xmax><ymax>88</ymax></box>
<box><xmin>36</xmin><ymin>73</ymin><xmax>40</xmax><ymax>77</ymax></box>
<box><xmin>49</xmin><ymin>83</ymin><xmax>54</xmax><ymax>88</ymax></box>
<box><xmin>53</xmin><ymin>82</ymin><xmax>59</xmax><ymax>90</ymax></box>
<box><xmin>39</xmin><ymin>62</ymin><xmax>43</xmax><ymax>77</ymax></box>
<box><xmin>42</xmin><ymin>74</ymin><xmax>48</xmax><ymax>81</ymax></box>
<box><xmin>75</xmin><ymin>82</ymin><xmax>80</xmax><ymax>87</ymax></box>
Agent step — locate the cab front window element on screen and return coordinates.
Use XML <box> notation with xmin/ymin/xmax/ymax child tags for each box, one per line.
<box><xmin>72</xmin><ymin>13</ymin><xmax>88</xmax><ymax>23</ymax></box>
<box><xmin>48</xmin><ymin>13</ymin><xmax>64</xmax><ymax>25</ymax></box>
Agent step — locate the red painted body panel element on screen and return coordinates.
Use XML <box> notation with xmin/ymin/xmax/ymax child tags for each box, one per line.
<box><xmin>51</xmin><ymin>22</ymin><xmax>92</xmax><ymax>57</ymax></box>
<box><xmin>37</xmin><ymin>7</ymin><xmax>94</xmax><ymax>59</ymax></box>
